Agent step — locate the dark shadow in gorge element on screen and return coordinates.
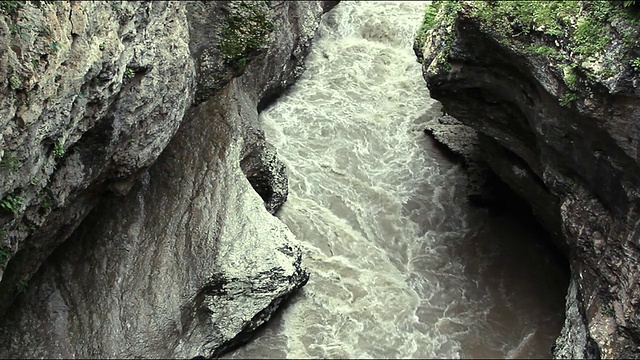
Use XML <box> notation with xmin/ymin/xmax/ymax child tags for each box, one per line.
<box><xmin>417</xmin><ymin>106</ymin><xmax>570</xmax><ymax>356</ymax></box>
<box><xmin>477</xmin><ymin>172</ymin><xmax>570</xmax><ymax>274</ymax></box>
<box><xmin>428</xmin><ymin>135</ymin><xmax>570</xmax><ymax>357</ymax></box>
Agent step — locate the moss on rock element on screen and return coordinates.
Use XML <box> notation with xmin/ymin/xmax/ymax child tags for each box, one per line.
<box><xmin>417</xmin><ymin>1</ymin><xmax>640</xmax><ymax>67</ymax></box>
<box><xmin>417</xmin><ymin>0</ymin><xmax>640</xmax><ymax>104</ymax></box>
<box><xmin>219</xmin><ymin>1</ymin><xmax>275</xmax><ymax>70</ymax></box>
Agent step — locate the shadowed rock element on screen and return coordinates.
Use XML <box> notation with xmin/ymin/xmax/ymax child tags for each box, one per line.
<box><xmin>418</xmin><ymin>2</ymin><xmax>640</xmax><ymax>357</ymax></box>
<box><xmin>0</xmin><ymin>1</ymin><xmax>331</xmax><ymax>357</ymax></box>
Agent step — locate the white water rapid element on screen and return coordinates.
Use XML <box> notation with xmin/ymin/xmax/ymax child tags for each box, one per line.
<box><xmin>227</xmin><ymin>1</ymin><xmax>568</xmax><ymax>358</ymax></box>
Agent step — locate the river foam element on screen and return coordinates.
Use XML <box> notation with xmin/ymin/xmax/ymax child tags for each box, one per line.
<box><xmin>226</xmin><ymin>2</ymin><xmax>568</xmax><ymax>358</ymax></box>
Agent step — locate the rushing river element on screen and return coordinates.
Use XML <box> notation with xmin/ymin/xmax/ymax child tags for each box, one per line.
<box><xmin>227</xmin><ymin>1</ymin><xmax>569</xmax><ymax>358</ymax></box>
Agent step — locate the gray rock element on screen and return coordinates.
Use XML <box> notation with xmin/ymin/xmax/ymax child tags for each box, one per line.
<box><xmin>424</xmin><ymin>115</ymin><xmax>510</xmax><ymax>210</ymax></box>
<box><xmin>241</xmin><ymin>129</ymin><xmax>289</xmax><ymax>215</ymax></box>
<box><xmin>0</xmin><ymin>1</ymin><xmax>194</xmax><ymax>315</ymax></box>
<box><xmin>0</xmin><ymin>81</ymin><xmax>309</xmax><ymax>358</ymax></box>
<box><xmin>0</xmin><ymin>0</ymin><xmax>329</xmax><ymax>357</ymax></box>
<box><xmin>420</xmin><ymin>3</ymin><xmax>640</xmax><ymax>357</ymax></box>
<box><xmin>424</xmin><ymin>115</ymin><xmax>495</xmax><ymax>204</ymax></box>
<box><xmin>553</xmin><ymin>275</ymin><xmax>601</xmax><ymax>359</ymax></box>
<box><xmin>424</xmin><ymin>115</ymin><xmax>481</xmax><ymax>166</ymax></box>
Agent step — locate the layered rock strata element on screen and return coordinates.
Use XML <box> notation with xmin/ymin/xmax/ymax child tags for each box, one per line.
<box><xmin>418</xmin><ymin>2</ymin><xmax>640</xmax><ymax>358</ymax></box>
<box><xmin>0</xmin><ymin>0</ymin><xmax>332</xmax><ymax>357</ymax></box>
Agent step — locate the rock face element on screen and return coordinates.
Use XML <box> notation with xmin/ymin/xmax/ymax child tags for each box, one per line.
<box><xmin>424</xmin><ymin>114</ymin><xmax>502</xmax><ymax>207</ymax></box>
<box><xmin>418</xmin><ymin>2</ymin><xmax>640</xmax><ymax>358</ymax></box>
<box><xmin>0</xmin><ymin>0</ymin><xmax>332</xmax><ymax>357</ymax></box>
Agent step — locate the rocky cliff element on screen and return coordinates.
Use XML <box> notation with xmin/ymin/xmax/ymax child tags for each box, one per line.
<box><xmin>417</xmin><ymin>1</ymin><xmax>640</xmax><ymax>358</ymax></box>
<box><xmin>0</xmin><ymin>0</ymin><xmax>333</xmax><ymax>357</ymax></box>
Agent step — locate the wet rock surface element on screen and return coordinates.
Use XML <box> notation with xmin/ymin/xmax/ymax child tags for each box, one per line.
<box><xmin>0</xmin><ymin>1</ymin><xmax>328</xmax><ymax>357</ymax></box>
<box><xmin>424</xmin><ymin>114</ymin><xmax>495</xmax><ymax>206</ymax></box>
<box><xmin>419</xmin><ymin>2</ymin><xmax>640</xmax><ymax>358</ymax></box>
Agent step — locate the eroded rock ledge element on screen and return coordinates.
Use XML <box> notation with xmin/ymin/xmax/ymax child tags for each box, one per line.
<box><xmin>418</xmin><ymin>1</ymin><xmax>640</xmax><ymax>358</ymax></box>
<box><xmin>0</xmin><ymin>1</ymin><xmax>334</xmax><ymax>357</ymax></box>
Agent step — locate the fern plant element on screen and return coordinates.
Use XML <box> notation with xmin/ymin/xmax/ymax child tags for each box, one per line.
<box><xmin>0</xmin><ymin>194</ymin><xmax>24</xmax><ymax>215</ymax></box>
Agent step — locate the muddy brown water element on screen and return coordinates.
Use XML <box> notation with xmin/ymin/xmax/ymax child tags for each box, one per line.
<box><xmin>226</xmin><ymin>2</ymin><xmax>569</xmax><ymax>358</ymax></box>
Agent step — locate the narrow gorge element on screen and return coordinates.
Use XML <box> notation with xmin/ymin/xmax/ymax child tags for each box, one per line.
<box><xmin>227</xmin><ymin>1</ymin><xmax>568</xmax><ymax>358</ymax></box>
<box><xmin>417</xmin><ymin>1</ymin><xmax>640</xmax><ymax>358</ymax></box>
<box><xmin>0</xmin><ymin>1</ymin><xmax>333</xmax><ymax>357</ymax></box>
<box><xmin>0</xmin><ymin>1</ymin><xmax>637</xmax><ymax>359</ymax></box>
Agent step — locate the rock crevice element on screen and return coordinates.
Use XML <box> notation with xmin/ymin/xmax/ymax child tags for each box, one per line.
<box><xmin>418</xmin><ymin>2</ymin><xmax>640</xmax><ymax>358</ymax></box>
<box><xmin>0</xmin><ymin>1</ymin><xmax>332</xmax><ymax>357</ymax></box>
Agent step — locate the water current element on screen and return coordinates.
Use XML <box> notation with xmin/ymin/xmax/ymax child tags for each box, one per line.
<box><xmin>227</xmin><ymin>1</ymin><xmax>569</xmax><ymax>358</ymax></box>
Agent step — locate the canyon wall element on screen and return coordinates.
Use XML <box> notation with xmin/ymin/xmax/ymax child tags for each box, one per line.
<box><xmin>417</xmin><ymin>1</ymin><xmax>640</xmax><ymax>358</ymax></box>
<box><xmin>0</xmin><ymin>1</ymin><xmax>333</xmax><ymax>357</ymax></box>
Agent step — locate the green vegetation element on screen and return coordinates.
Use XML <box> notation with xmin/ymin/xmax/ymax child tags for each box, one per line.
<box><xmin>0</xmin><ymin>0</ymin><xmax>24</xmax><ymax>15</ymax></box>
<box><xmin>0</xmin><ymin>194</ymin><xmax>24</xmax><ymax>215</ymax></box>
<box><xmin>414</xmin><ymin>1</ymin><xmax>462</xmax><ymax>63</ymax></box>
<box><xmin>219</xmin><ymin>1</ymin><xmax>274</xmax><ymax>70</ymax></box>
<box><xmin>473</xmin><ymin>1</ymin><xmax>639</xmax><ymax>62</ymax></box>
<box><xmin>559</xmin><ymin>91</ymin><xmax>578</xmax><ymax>107</ymax></box>
<box><xmin>470</xmin><ymin>1</ymin><xmax>574</xmax><ymax>37</ymax></box>
<box><xmin>0</xmin><ymin>245</ymin><xmax>10</xmax><ymax>269</ymax></box>
<box><xmin>419</xmin><ymin>4</ymin><xmax>439</xmax><ymax>32</ymax></box>
<box><xmin>14</xmin><ymin>91</ymin><xmax>31</xmax><ymax>109</ymax></box>
<box><xmin>53</xmin><ymin>139</ymin><xmax>65</xmax><ymax>159</ymax></box>
<box><xmin>16</xmin><ymin>279</ymin><xmax>27</xmax><ymax>293</ymax></box>
<box><xmin>1</xmin><ymin>1</ymin><xmax>54</xmax><ymax>15</ymax></box>
<box><xmin>417</xmin><ymin>1</ymin><xmax>640</xmax><ymax>63</ymax></box>
<box><xmin>36</xmin><ymin>24</ymin><xmax>50</xmax><ymax>37</ymax></box>
<box><xmin>564</xmin><ymin>72</ymin><xmax>577</xmax><ymax>88</ymax></box>
<box><xmin>0</xmin><ymin>152</ymin><xmax>20</xmax><ymax>171</ymax></box>
<box><xmin>9</xmin><ymin>75</ymin><xmax>21</xmax><ymax>90</ymax></box>
<box><xmin>124</xmin><ymin>67</ymin><xmax>135</xmax><ymax>79</ymax></box>
<box><xmin>571</xmin><ymin>6</ymin><xmax>610</xmax><ymax>58</ymax></box>
<box><xmin>414</xmin><ymin>4</ymin><xmax>440</xmax><ymax>60</ymax></box>
<box><xmin>40</xmin><ymin>193</ymin><xmax>52</xmax><ymax>212</ymax></box>
<box><xmin>562</xmin><ymin>64</ymin><xmax>578</xmax><ymax>88</ymax></box>
<box><xmin>8</xmin><ymin>22</ymin><xmax>29</xmax><ymax>39</ymax></box>
<box><xmin>632</xmin><ymin>58</ymin><xmax>640</xmax><ymax>72</ymax></box>
<box><xmin>49</xmin><ymin>41</ymin><xmax>60</xmax><ymax>53</ymax></box>
<box><xmin>2</xmin><ymin>0</ymin><xmax>57</xmax><ymax>57</ymax></box>
<box><xmin>526</xmin><ymin>44</ymin><xmax>558</xmax><ymax>57</ymax></box>
<box><xmin>110</xmin><ymin>2</ymin><xmax>121</xmax><ymax>12</ymax></box>
<box><xmin>415</xmin><ymin>0</ymin><xmax>640</xmax><ymax>107</ymax></box>
<box><xmin>110</xmin><ymin>1</ymin><xmax>126</xmax><ymax>20</ymax></box>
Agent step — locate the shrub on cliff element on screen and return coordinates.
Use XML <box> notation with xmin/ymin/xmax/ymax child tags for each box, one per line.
<box><xmin>414</xmin><ymin>3</ymin><xmax>439</xmax><ymax>62</ymax></box>
<box><xmin>219</xmin><ymin>1</ymin><xmax>275</xmax><ymax>71</ymax></box>
<box><xmin>416</xmin><ymin>0</ymin><xmax>640</xmax><ymax>103</ymax></box>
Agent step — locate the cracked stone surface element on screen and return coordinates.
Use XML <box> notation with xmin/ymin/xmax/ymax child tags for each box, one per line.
<box><xmin>0</xmin><ymin>1</ymin><xmax>332</xmax><ymax>357</ymax></box>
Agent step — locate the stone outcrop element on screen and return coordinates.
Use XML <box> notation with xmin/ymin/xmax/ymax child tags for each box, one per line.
<box><xmin>418</xmin><ymin>1</ymin><xmax>640</xmax><ymax>358</ymax></box>
<box><xmin>0</xmin><ymin>0</ymin><xmax>333</xmax><ymax>357</ymax></box>
<box><xmin>424</xmin><ymin>114</ymin><xmax>502</xmax><ymax>207</ymax></box>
